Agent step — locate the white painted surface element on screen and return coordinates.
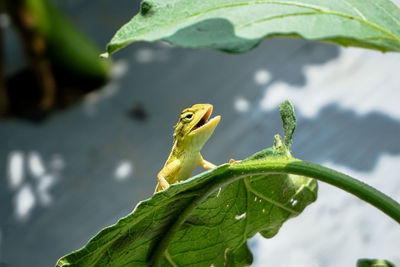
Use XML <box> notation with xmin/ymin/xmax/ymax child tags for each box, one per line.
<box><xmin>260</xmin><ymin>48</ymin><xmax>400</xmax><ymax>119</ymax></box>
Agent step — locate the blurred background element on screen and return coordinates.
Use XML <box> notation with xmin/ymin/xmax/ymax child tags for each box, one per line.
<box><xmin>1</xmin><ymin>0</ymin><xmax>400</xmax><ymax>266</ymax></box>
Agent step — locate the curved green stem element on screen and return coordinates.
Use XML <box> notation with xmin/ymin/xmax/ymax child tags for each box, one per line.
<box><xmin>232</xmin><ymin>158</ymin><xmax>400</xmax><ymax>223</ymax></box>
<box><xmin>150</xmin><ymin>158</ymin><xmax>400</xmax><ymax>266</ymax></box>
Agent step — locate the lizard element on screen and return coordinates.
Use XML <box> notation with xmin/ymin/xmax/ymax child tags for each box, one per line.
<box><xmin>154</xmin><ymin>104</ymin><xmax>221</xmax><ymax>193</ymax></box>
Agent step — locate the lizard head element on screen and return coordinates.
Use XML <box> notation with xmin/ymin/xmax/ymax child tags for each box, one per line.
<box><xmin>173</xmin><ymin>104</ymin><xmax>221</xmax><ymax>146</ymax></box>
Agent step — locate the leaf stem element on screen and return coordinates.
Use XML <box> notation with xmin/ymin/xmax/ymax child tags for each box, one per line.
<box><xmin>233</xmin><ymin>159</ymin><xmax>400</xmax><ymax>224</ymax></box>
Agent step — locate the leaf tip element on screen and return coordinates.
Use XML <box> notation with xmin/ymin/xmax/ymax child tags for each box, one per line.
<box><xmin>279</xmin><ymin>100</ymin><xmax>296</xmax><ymax>149</ymax></box>
<box><xmin>99</xmin><ymin>52</ymin><xmax>109</xmax><ymax>59</ymax></box>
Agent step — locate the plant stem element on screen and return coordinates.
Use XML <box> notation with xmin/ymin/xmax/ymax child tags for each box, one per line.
<box><xmin>232</xmin><ymin>159</ymin><xmax>400</xmax><ymax>224</ymax></box>
<box><xmin>0</xmin><ymin>24</ymin><xmax>8</xmax><ymax>115</ymax></box>
<box><xmin>7</xmin><ymin>0</ymin><xmax>56</xmax><ymax>110</ymax></box>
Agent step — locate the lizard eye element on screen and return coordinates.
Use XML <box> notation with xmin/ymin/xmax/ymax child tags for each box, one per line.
<box><xmin>182</xmin><ymin>112</ymin><xmax>194</xmax><ymax>122</ymax></box>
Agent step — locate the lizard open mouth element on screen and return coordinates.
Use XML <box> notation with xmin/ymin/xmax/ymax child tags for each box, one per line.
<box><xmin>187</xmin><ymin>104</ymin><xmax>221</xmax><ymax>136</ymax></box>
<box><xmin>190</xmin><ymin>106</ymin><xmax>213</xmax><ymax>132</ymax></box>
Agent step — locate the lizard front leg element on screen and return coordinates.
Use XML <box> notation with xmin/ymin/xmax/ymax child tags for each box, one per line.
<box><xmin>199</xmin><ymin>154</ymin><xmax>216</xmax><ymax>170</ymax></box>
<box><xmin>155</xmin><ymin>159</ymin><xmax>181</xmax><ymax>193</ymax></box>
<box><xmin>157</xmin><ymin>173</ymin><xmax>170</xmax><ymax>191</ymax></box>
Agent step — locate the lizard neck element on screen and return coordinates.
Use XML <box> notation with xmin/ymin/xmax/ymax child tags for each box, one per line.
<box><xmin>170</xmin><ymin>136</ymin><xmax>201</xmax><ymax>160</ymax></box>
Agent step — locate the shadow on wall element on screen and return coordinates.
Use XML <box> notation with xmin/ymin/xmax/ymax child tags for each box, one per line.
<box><xmin>295</xmin><ymin>104</ymin><xmax>400</xmax><ymax>171</ymax></box>
<box><xmin>165</xmin><ymin>18</ymin><xmax>340</xmax><ymax>87</ymax></box>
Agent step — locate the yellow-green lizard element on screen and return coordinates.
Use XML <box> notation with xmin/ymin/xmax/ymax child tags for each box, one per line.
<box><xmin>155</xmin><ymin>104</ymin><xmax>220</xmax><ymax>193</ymax></box>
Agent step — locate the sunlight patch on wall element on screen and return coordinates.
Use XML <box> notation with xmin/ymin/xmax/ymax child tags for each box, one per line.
<box><xmin>254</xmin><ymin>69</ymin><xmax>271</xmax><ymax>85</ymax></box>
<box><xmin>114</xmin><ymin>160</ymin><xmax>134</xmax><ymax>181</ymax></box>
<box><xmin>28</xmin><ymin>152</ymin><xmax>46</xmax><ymax>177</ymax></box>
<box><xmin>133</xmin><ymin>45</ymin><xmax>171</xmax><ymax>64</ymax></box>
<box><xmin>35</xmin><ymin>174</ymin><xmax>55</xmax><ymax>205</ymax></box>
<box><xmin>259</xmin><ymin>48</ymin><xmax>400</xmax><ymax>119</ymax></box>
<box><xmin>110</xmin><ymin>59</ymin><xmax>129</xmax><ymax>79</ymax></box>
<box><xmin>14</xmin><ymin>184</ymin><xmax>36</xmax><ymax>221</ymax></box>
<box><xmin>234</xmin><ymin>97</ymin><xmax>250</xmax><ymax>113</ymax></box>
<box><xmin>49</xmin><ymin>154</ymin><xmax>65</xmax><ymax>171</ymax></box>
<box><xmin>6</xmin><ymin>151</ymin><xmax>64</xmax><ymax>222</ymax></box>
<box><xmin>7</xmin><ymin>151</ymin><xmax>24</xmax><ymax>190</ymax></box>
<box><xmin>134</xmin><ymin>47</ymin><xmax>169</xmax><ymax>64</ymax></box>
<box><xmin>135</xmin><ymin>48</ymin><xmax>155</xmax><ymax>63</ymax></box>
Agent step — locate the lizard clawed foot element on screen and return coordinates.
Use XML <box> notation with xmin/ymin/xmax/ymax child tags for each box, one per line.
<box><xmin>161</xmin><ymin>184</ymin><xmax>170</xmax><ymax>190</ymax></box>
<box><xmin>229</xmin><ymin>158</ymin><xmax>241</xmax><ymax>164</ymax></box>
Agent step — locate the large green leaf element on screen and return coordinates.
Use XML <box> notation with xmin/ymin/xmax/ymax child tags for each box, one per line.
<box><xmin>55</xmin><ymin>101</ymin><xmax>318</xmax><ymax>266</ymax></box>
<box><xmin>105</xmin><ymin>0</ymin><xmax>400</xmax><ymax>55</ymax></box>
<box><xmin>56</xmin><ymin>159</ymin><xmax>317</xmax><ymax>267</ymax></box>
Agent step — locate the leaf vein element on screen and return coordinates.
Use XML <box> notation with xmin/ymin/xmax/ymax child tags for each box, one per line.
<box><xmin>245</xmin><ymin>178</ymin><xmax>298</xmax><ymax>214</ymax></box>
<box><xmin>338</xmin><ymin>0</ymin><xmax>366</xmax><ymax>20</ymax></box>
<box><xmin>165</xmin><ymin>249</ymin><xmax>178</xmax><ymax>267</ymax></box>
<box><xmin>372</xmin><ymin>1</ymin><xmax>400</xmax><ymax>27</ymax></box>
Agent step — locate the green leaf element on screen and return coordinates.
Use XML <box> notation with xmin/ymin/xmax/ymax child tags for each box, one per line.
<box><xmin>56</xmin><ymin>159</ymin><xmax>317</xmax><ymax>266</ymax></box>
<box><xmin>357</xmin><ymin>259</ymin><xmax>396</xmax><ymax>267</ymax></box>
<box><xmin>106</xmin><ymin>0</ymin><xmax>400</xmax><ymax>55</ymax></box>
